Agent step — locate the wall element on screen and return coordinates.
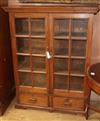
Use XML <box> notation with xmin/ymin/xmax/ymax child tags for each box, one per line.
<box><xmin>91</xmin><ymin>11</ymin><xmax>100</xmax><ymax>64</ymax></box>
<box><xmin>91</xmin><ymin>11</ymin><xmax>100</xmax><ymax>101</ymax></box>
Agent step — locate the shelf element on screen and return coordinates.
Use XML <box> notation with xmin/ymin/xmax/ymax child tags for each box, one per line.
<box><xmin>31</xmin><ymin>35</ymin><xmax>45</xmax><ymax>38</ymax></box>
<box><xmin>70</xmin><ymin>90</ymin><xmax>83</xmax><ymax>93</ymax></box>
<box><xmin>16</xmin><ymin>53</ymin><xmax>30</xmax><ymax>56</ymax></box>
<box><xmin>54</xmin><ymin>36</ymin><xmax>86</xmax><ymax>42</ymax></box>
<box><xmin>19</xmin><ymin>85</ymin><xmax>32</xmax><ymax>88</ymax></box>
<box><xmin>54</xmin><ymin>36</ymin><xmax>69</xmax><ymax>40</ymax></box>
<box><xmin>32</xmin><ymin>71</ymin><xmax>46</xmax><ymax>74</ymax></box>
<box><xmin>16</xmin><ymin>53</ymin><xmax>46</xmax><ymax>57</ymax></box>
<box><xmin>70</xmin><ymin>74</ymin><xmax>85</xmax><ymax>77</ymax></box>
<box><xmin>17</xmin><ymin>69</ymin><xmax>31</xmax><ymax>73</ymax></box>
<box><xmin>32</xmin><ymin>54</ymin><xmax>46</xmax><ymax>57</ymax></box>
<box><xmin>71</xmin><ymin>36</ymin><xmax>87</xmax><ymax>40</ymax></box>
<box><xmin>16</xmin><ymin>35</ymin><xmax>30</xmax><ymax>38</ymax></box>
<box><xmin>71</xmin><ymin>56</ymin><xmax>86</xmax><ymax>59</ymax></box>
<box><xmin>16</xmin><ymin>34</ymin><xmax>46</xmax><ymax>38</ymax></box>
<box><xmin>54</xmin><ymin>55</ymin><xmax>69</xmax><ymax>58</ymax></box>
<box><xmin>54</xmin><ymin>71</ymin><xmax>68</xmax><ymax>76</ymax></box>
<box><xmin>17</xmin><ymin>69</ymin><xmax>46</xmax><ymax>74</ymax></box>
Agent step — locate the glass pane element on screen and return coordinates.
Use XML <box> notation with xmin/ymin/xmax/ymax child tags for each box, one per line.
<box><xmin>54</xmin><ymin>58</ymin><xmax>68</xmax><ymax>73</ymax></box>
<box><xmin>16</xmin><ymin>38</ymin><xmax>30</xmax><ymax>53</ymax></box>
<box><xmin>19</xmin><ymin>72</ymin><xmax>32</xmax><ymax>86</ymax></box>
<box><xmin>54</xmin><ymin>39</ymin><xmax>69</xmax><ymax>56</ymax></box>
<box><xmin>72</xmin><ymin>19</ymin><xmax>88</xmax><ymax>37</ymax></box>
<box><xmin>33</xmin><ymin>73</ymin><xmax>46</xmax><ymax>88</ymax></box>
<box><xmin>31</xmin><ymin>38</ymin><xmax>45</xmax><ymax>54</ymax></box>
<box><xmin>54</xmin><ymin>19</ymin><xmax>69</xmax><ymax>37</ymax></box>
<box><xmin>54</xmin><ymin>75</ymin><xmax>68</xmax><ymax>89</ymax></box>
<box><xmin>17</xmin><ymin>56</ymin><xmax>30</xmax><ymax>70</ymax></box>
<box><xmin>70</xmin><ymin>59</ymin><xmax>85</xmax><ymax>74</ymax></box>
<box><xmin>71</xmin><ymin>40</ymin><xmax>86</xmax><ymax>56</ymax></box>
<box><xmin>15</xmin><ymin>18</ymin><xmax>29</xmax><ymax>35</ymax></box>
<box><xmin>70</xmin><ymin>76</ymin><xmax>84</xmax><ymax>91</ymax></box>
<box><xmin>31</xmin><ymin>18</ymin><xmax>45</xmax><ymax>36</ymax></box>
<box><xmin>32</xmin><ymin>57</ymin><xmax>46</xmax><ymax>72</ymax></box>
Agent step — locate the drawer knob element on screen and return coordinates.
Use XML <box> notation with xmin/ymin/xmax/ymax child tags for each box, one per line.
<box><xmin>64</xmin><ymin>99</ymin><xmax>72</xmax><ymax>106</ymax></box>
<box><xmin>29</xmin><ymin>98</ymin><xmax>37</xmax><ymax>103</ymax></box>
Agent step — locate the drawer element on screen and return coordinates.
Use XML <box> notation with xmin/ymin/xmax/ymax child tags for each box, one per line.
<box><xmin>19</xmin><ymin>93</ymin><xmax>48</xmax><ymax>107</ymax></box>
<box><xmin>53</xmin><ymin>97</ymin><xmax>84</xmax><ymax>110</ymax></box>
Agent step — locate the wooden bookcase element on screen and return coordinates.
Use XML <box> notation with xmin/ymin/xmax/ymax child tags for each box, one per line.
<box><xmin>4</xmin><ymin>3</ymin><xmax>99</xmax><ymax>117</ymax></box>
<box><xmin>0</xmin><ymin>0</ymin><xmax>15</xmax><ymax>115</ymax></box>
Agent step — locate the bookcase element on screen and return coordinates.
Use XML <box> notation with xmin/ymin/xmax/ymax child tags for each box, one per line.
<box><xmin>5</xmin><ymin>3</ymin><xmax>99</xmax><ymax>117</ymax></box>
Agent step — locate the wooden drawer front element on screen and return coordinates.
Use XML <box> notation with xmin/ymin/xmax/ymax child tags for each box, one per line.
<box><xmin>19</xmin><ymin>93</ymin><xmax>48</xmax><ymax>107</ymax></box>
<box><xmin>53</xmin><ymin>97</ymin><xmax>84</xmax><ymax>110</ymax></box>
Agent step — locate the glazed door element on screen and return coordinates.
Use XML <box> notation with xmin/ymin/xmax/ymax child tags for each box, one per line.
<box><xmin>12</xmin><ymin>13</ymin><xmax>49</xmax><ymax>94</ymax></box>
<box><xmin>50</xmin><ymin>14</ymin><xmax>89</xmax><ymax>95</ymax></box>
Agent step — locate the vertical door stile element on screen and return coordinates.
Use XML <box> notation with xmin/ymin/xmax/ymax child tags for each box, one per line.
<box><xmin>49</xmin><ymin>14</ymin><xmax>53</xmax><ymax>95</ymax></box>
<box><xmin>29</xmin><ymin>16</ymin><xmax>33</xmax><ymax>87</ymax></box>
<box><xmin>10</xmin><ymin>14</ymin><xmax>19</xmax><ymax>101</ymax></box>
<box><xmin>68</xmin><ymin>17</ymin><xmax>72</xmax><ymax>91</ymax></box>
<box><xmin>45</xmin><ymin>14</ymin><xmax>50</xmax><ymax>95</ymax></box>
<box><xmin>45</xmin><ymin>14</ymin><xmax>50</xmax><ymax>107</ymax></box>
<box><xmin>48</xmin><ymin>14</ymin><xmax>54</xmax><ymax>108</ymax></box>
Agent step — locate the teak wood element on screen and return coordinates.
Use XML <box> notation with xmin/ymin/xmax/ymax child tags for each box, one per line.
<box><xmin>4</xmin><ymin>3</ymin><xmax>99</xmax><ymax>118</ymax></box>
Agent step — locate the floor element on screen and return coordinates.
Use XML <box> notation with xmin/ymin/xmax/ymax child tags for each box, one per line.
<box><xmin>0</xmin><ymin>100</ymin><xmax>100</xmax><ymax>121</ymax></box>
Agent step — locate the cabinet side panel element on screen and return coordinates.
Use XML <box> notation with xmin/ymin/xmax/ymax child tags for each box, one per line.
<box><xmin>0</xmin><ymin>8</ymin><xmax>15</xmax><ymax>115</ymax></box>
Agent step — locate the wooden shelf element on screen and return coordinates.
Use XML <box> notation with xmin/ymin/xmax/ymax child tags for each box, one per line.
<box><xmin>71</xmin><ymin>36</ymin><xmax>87</xmax><ymax>40</ymax></box>
<box><xmin>70</xmin><ymin>74</ymin><xmax>85</xmax><ymax>77</ymax></box>
<box><xmin>54</xmin><ymin>55</ymin><xmax>69</xmax><ymax>58</ymax></box>
<box><xmin>18</xmin><ymin>69</ymin><xmax>31</xmax><ymax>73</ymax></box>
<box><xmin>16</xmin><ymin>35</ymin><xmax>45</xmax><ymax>38</ymax></box>
<box><xmin>70</xmin><ymin>90</ymin><xmax>83</xmax><ymax>93</ymax></box>
<box><xmin>19</xmin><ymin>85</ymin><xmax>32</xmax><ymax>88</ymax></box>
<box><xmin>32</xmin><ymin>54</ymin><xmax>46</xmax><ymax>57</ymax></box>
<box><xmin>16</xmin><ymin>53</ymin><xmax>30</xmax><ymax>56</ymax></box>
<box><xmin>54</xmin><ymin>36</ymin><xmax>69</xmax><ymax>40</ymax></box>
<box><xmin>17</xmin><ymin>69</ymin><xmax>46</xmax><ymax>74</ymax></box>
<box><xmin>54</xmin><ymin>71</ymin><xmax>69</xmax><ymax>76</ymax></box>
<box><xmin>16</xmin><ymin>35</ymin><xmax>30</xmax><ymax>38</ymax></box>
<box><xmin>32</xmin><ymin>71</ymin><xmax>46</xmax><ymax>74</ymax></box>
<box><xmin>31</xmin><ymin>35</ymin><xmax>45</xmax><ymax>38</ymax></box>
<box><xmin>16</xmin><ymin>53</ymin><xmax>46</xmax><ymax>57</ymax></box>
<box><xmin>71</xmin><ymin>56</ymin><xmax>86</xmax><ymax>59</ymax></box>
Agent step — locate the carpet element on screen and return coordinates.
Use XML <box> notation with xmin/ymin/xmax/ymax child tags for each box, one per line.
<box><xmin>0</xmin><ymin>99</ymin><xmax>100</xmax><ymax>121</ymax></box>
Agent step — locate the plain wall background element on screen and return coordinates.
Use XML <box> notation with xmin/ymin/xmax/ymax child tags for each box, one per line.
<box><xmin>8</xmin><ymin>0</ymin><xmax>100</xmax><ymax>101</ymax></box>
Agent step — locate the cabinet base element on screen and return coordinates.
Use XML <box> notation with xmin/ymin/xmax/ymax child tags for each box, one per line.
<box><xmin>15</xmin><ymin>102</ymin><xmax>86</xmax><ymax>117</ymax></box>
<box><xmin>15</xmin><ymin>103</ymin><xmax>51</xmax><ymax>110</ymax></box>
